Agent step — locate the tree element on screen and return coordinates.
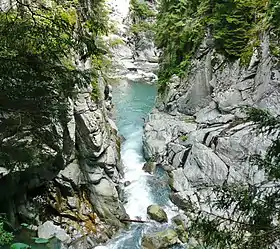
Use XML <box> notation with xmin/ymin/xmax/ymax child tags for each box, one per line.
<box><xmin>186</xmin><ymin>108</ymin><xmax>280</xmax><ymax>249</ymax></box>
<box><xmin>154</xmin><ymin>0</ymin><xmax>273</xmax><ymax>91</ymax></box>
<box><xmin>0</xmin><ymin>0</ymin><xmax>109</xmax><ymax>171</ymax></box>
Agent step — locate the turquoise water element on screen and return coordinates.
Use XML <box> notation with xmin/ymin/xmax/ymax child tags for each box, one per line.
<box><xmin>107</xmin><ymin>81</ymin><xmax>180</xmax><ymax>249</ymax></box>
<box><xmin>113</xmin><ymin>81</ymin><xmax>157</xmax><ymax>140</ymax></box>
<box><xmin>3</xmin><ymin>81</ymin><xmax>179</xmax><ymax>249</ymax></box>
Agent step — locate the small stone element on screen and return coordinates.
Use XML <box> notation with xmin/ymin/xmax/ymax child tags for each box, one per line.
<box><xmin>124</xmin><ymin>181</ymin><xmax>131</xmax><ymax>187</ymax></box>
<box><xmin>67</xmin><ymin>197</ymin><xmax>78</xmax><ymax>210</ymax></box>
<box><xmin>147</xmin><ymin>204</ymin><xmax>168</xmax><ymax>223</ymax></box>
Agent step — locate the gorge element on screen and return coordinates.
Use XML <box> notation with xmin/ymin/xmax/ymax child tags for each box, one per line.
<box><xmin>0</xmin><ymin>0</ymin><xmax>280</xmax><ymax>249</ymax></box>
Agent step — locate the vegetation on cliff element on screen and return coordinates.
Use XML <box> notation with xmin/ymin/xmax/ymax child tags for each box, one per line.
<box><xmin>0</xmin><ymin>0</ymin><xmax>111</xmax><ymax>245</ymax></box>
<box><xmin>155</xmin><ymin>0</ymin><xmax>280</xmax><ymax>91</ymax></box>
<box><xmin>129</xmin><ymin>0</ymin><xmax>156</xmax><ymax>44</ymax></box>
<box><xmin>186</xmin><ymin>109</ymin><xmax>280</xmax><ymax>249</ymax></box>
<box><xmin>154</xmin><ymin>0</ymin><xmax>280</xmax><ymax>248</ymax></box>
<box><xmin>0</xmin><ymin>0</ymin><xmax>109</xmax><ymax>172</ymax></box>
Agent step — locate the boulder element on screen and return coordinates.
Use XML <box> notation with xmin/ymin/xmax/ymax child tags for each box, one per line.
<box><xmin>124</xmin><ymin>181</ymin><xmax>131</xmax><ymax>187</ymax></box>
<box><xmin>175</xmin><ymin>225</ymin><xmax>188</xmax><ymax>243</ymax></box>
<box><xmin>93</xmin><ymin>178</ymin><xmax>118</xmax><ymax>198</ymax></box>
<box><xmin>142</xmin><ymin>162</ymin><xmax>156</xmax><ymax>174</ymax></box>
<box><xmin>141</xmin><ymin>229</ymin><xmax>178</xmax><ymax>249</ymax></box>
<box><xmin>147</xmin><ymin>205</ymin><xmax>168</xmax><ymax>223</ymax></box>
<box><xmin>171</xmin><ymin>214</ymin><xmax>188</xmax><ymax>228</ymax></box>
<box><xmin>38</xmin><ymin>221</ymin><xmax>70</xmax><ymax>243</ymax></box>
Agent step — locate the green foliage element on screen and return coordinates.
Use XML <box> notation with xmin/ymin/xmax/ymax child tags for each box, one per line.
<box><xmin>33</xmin><ymin>237</ymin><xmax>49</xmax><ymax>244</ymax></box>
<box><xmin>211</xmin><ymin>0</ymin><xmax>256</xmax><ymax>58</ymax></box>
<box><xmin>0</xmin><ymin>0</ymin><xmax>110</xmax><ymax>171</ymax></box>
<box><xmin>155</xmin><ymin>0</ymin><xmax>209</xmax><ymax>91</ymax></box>
<box><xmin>185</xmin><ymin>108</ymin><xmax>280</xmax><ymax>249</ymax></box>
<box><xmin>0</xmin><ymin>222</ymin><xmax>14</xmax><ymax>246</ymax></box>
<box><xmin>129</xmin><ymin>0</ymin><xmax>156</xmax><ymax>35</ymax></box>
<box><xmin>10</xmin><ymin>243</ymin><xmax>31</xmax><ymax>249</ymax></box>
<box><xmin>155</xmin><ymin>0</ymin><xmax>280</xmax><ymax>90</ymax></box>
<box><xmin>268</xmin><ymin>0</ymin><xmax>280</xmax><ymax>32</ymax></box>
<box><xmin>130</xmin><ymin>0</ymin><xmax>155</xmax><ymax>19</ymax></box>
<box><xmin>91</xmin><ymin>79</ymin><xmax>101</xmax><ymax>101</ymax></box>
<box><xmin>180</xmin><ymin>135</ymin><xmax>188</xmax><ymax>142</ymax></box>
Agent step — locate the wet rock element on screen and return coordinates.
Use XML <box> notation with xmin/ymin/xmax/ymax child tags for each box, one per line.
<box><xmin>175</xmin><ymin>225</ymin><xmax>188</xmax><ymax>243</ymax></box>
<box><xmin>142</xmin><ymin>161</ymin><xmax>156</xmax><ymax>174</ymax></box>
<box><xmin>171</xmin><ymin>214</ymin><xmax>188</xmax><ymax>228</ymax></box>
<box><xmin>147</xmin><ymin>205</ymin><xmax>168</xmax><ymax>223</ymax></box>
<box><xmin>141</xmin><ymin>229</ymin><xmax>178</xmax><ymax>249</ymax></box>
<box><xmin>124</xmin><ymin>181</ymin><xmax>131</xmax><ymax>187</ymax></box>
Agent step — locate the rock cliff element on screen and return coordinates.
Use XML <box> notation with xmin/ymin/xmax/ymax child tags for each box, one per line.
<box><xmin>0</xmin><ymin>65</ymin><xmax>127</xmax><ymax>248</ymax></box>
<box><xmin>143</xmin><ymin>33</ymin><xmax>280</xmax><ymax>211</ymax></box>
<box><xmin>107</xmin><ymin>0</ymin><xmax>158</xmax><ymax>84</ymax></box>
<box><xmin>0</xmin><ymin>0</ymin><xmax>127</xmax><ymax>247</ymax></box>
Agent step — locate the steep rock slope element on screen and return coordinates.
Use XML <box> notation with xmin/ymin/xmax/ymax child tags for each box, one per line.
<box><xmin>143</xmin><ymin>33</ymin><xmax>280</xmax><ymax>210</ymax></box>
<box><xmin>0</xmin><ymin>0</ymin><xmax>127</xmax><ymax>247</ymax></box>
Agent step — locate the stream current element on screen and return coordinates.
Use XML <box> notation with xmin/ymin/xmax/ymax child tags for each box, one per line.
<box><xmin>105</xmin><ymin>80</ymin><xmax>181</xmax><ymax>249</ymax></box>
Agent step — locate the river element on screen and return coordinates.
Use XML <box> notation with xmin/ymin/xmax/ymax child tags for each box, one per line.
<box><xmin>103</xmin><ymin>80</ymin><xmax>181</xmax><ymax>249</ymax></box>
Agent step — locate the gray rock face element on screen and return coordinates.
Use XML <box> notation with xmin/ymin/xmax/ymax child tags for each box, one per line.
<box><xmin>0</xmin><ymin>70</ymin><xmax>126</xmax><ymax>245</ymax></box>
<box><xmin>107</xmin><ymin>0</ymin><xmax>159</xmax><ymax>84</ymax></box>
<box><xmin>141</xmin><ymin>229</ymin><xmax>178</xmax><ymax>249</ymax></box>
<box><xmin>38</xmin><ymin>221</ymin><xmax>70</xmax><ymax>243</ymax></box>
<box><xmin>0</xmin><ymin>1</ymin><xmax>128</xmax><ymax>247</ymax></box>
<box><xmin>143</xmin><ymin>109</ymin><xmax>197</xmax><ymax>163</ymax></box>
<box><xmin>143</xmin><ymin>34</ymin><xmax>278</xmax><ymax>216</ymax></box>
<box><xmin>147</xmin><ymin>204</ymin><xmax>168</xmax><ymax>223</ymax></box>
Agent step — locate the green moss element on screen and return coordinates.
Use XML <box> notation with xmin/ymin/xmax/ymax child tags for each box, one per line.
<box><xmin>108</xmin><ymin>37</ymin><xmax>125</xmax><ymax>48</ymax></box>
<box><xmin>155</xmin><ymin>0</ymin><xmax>277</xmax><ymax>88</ymax></box>
<box><xmin>184</xmin><ymin>116</ymin><xmax>195</xmax><ymax>123</ymax></box>
<box><xmin>91</xmin><ymin>80</ymin><xmax>100</xmax><ymax>101</ymax></box>
<box><xmin>180</xmin><ymin>135</ymin><xmax>188</xmax><ymax>142</ymax></box>
<box><xmin>270</xmin><ymin>41</ymin><xmax>280</xmax><ymax>58</ymax></box>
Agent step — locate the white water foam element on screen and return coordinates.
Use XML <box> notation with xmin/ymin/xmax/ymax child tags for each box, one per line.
<box><xmin>121</xmin><ymin>129</ymin><xmax>154</xmax><ymax>220</ymax></box>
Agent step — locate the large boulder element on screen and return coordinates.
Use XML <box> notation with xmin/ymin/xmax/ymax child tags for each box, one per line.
<box><xmin>141</xmin><ymin>229</ymin><xmax>178</xmax><ymax>249</ymax></box>
<box><xmin>147</xmin><ymin>205</ymin><xmax>168</xmax><ymax>223</ymax></box>
<box><xmin>38</xmin><ymin>221</ymin><xmax>70</xmax><ymax>243</ymax></box>
<box><xmin>142</xmin><ymin>161</ymin><xmax>156</xmax><ymax>174</ymax></box>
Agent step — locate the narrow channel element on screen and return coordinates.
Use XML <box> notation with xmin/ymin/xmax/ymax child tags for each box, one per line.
<box><xmin>104</xmin><ymin>80</ymin><xmax>179</xmax><ymax>249</ymax></box>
